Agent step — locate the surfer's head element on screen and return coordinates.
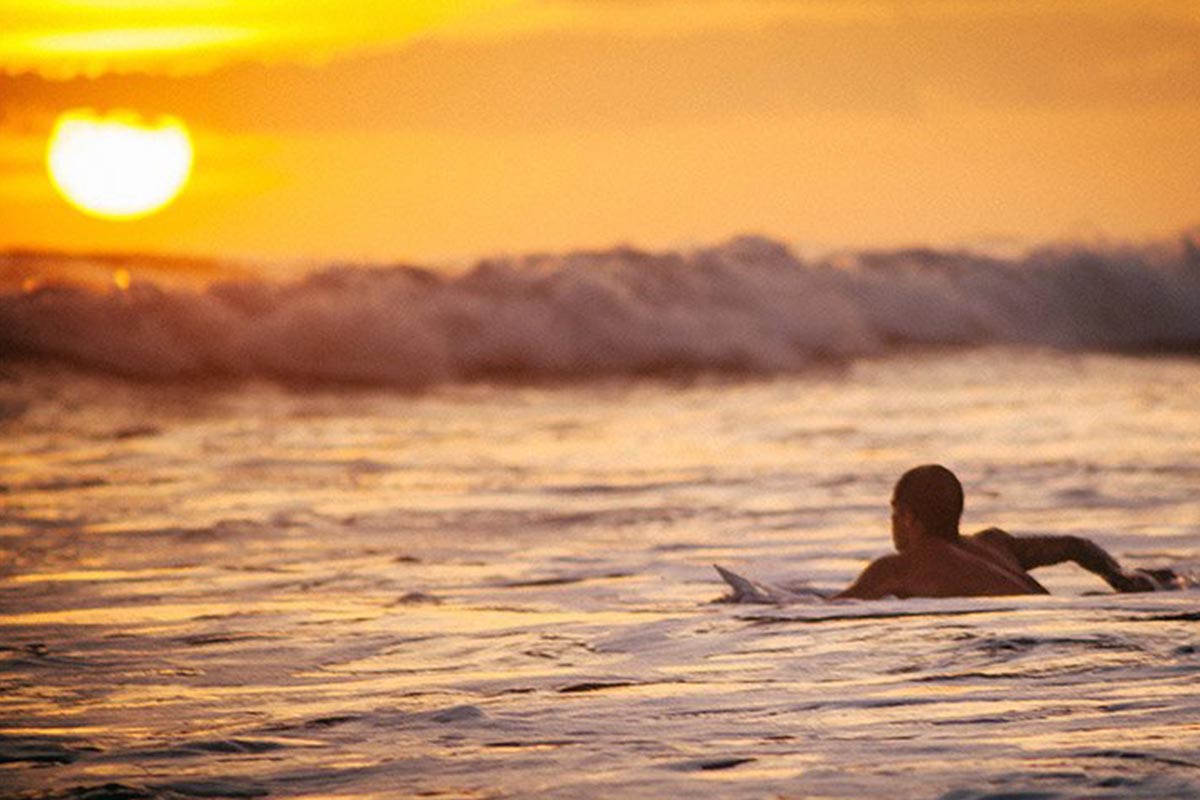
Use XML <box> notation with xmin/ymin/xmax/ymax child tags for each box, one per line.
<box><xmin>891</xmin><ymin>464</ymin><xmax>963</xmax><ymax>549</ymax></box>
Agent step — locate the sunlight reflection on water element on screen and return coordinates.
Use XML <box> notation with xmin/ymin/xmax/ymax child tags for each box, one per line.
<box><xmin>1</xmin><ymin>349</ymin><xmax>1198</xmax><ymax>798</ymax></box>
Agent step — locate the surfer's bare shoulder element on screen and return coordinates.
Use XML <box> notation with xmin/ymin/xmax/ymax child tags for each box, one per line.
<box><xmin>833</xmin><ymin>554</ymin><xmax>905</xmax><ymax>600</ymax></box>
<box><xmin>972</xmin><ymin>527</ymin><xmax>1015</xmax><ymax>546</ymax></box>
<box><xmin>967</xmin><ymin>527</ymin><xmax>1025</xmax><ymax>566</ymax></box>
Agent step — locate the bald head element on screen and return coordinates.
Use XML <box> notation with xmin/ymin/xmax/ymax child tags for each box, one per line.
<box><xmin>892</xmin><ymin>464</ymin><xmax>963</xmax><ymax>542</ymax></box>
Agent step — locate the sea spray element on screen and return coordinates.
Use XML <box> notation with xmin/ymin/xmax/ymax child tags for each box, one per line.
<box><xmin>3</xmin><ymin>232</ymin><xmax>1199</xmax><ymax>386</ymax></box>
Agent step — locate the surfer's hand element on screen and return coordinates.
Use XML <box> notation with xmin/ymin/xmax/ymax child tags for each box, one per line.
<box><xmin>1110</xmin><ymin>569</ymin><xmax>1159</xmax><ymax>593</ymax></box>
<box><xmin>1142</xmin><ymin>568</ymin><xmax>1183</xmax><ymax>589</ymax></box>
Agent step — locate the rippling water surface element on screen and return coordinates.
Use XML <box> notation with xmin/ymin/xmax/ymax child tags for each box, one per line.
<box><xmin>2</xmin><ymin>349</ymin><xmax>1198</xmax><ymax>799</ymax></box>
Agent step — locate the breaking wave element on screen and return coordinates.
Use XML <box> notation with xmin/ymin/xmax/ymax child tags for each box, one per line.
<box><xmin>3</xmin><ymin>233</ymin><xmax>1200</xmax><ymax>387</ymax></box>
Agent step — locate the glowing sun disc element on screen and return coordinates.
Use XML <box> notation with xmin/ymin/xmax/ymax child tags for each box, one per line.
<box><xmin>47</xmin><ymin>109</ymin><xmax>193</xmax><ymax>220</ymax></box>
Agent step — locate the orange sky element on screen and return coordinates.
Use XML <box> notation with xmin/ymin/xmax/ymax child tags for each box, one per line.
<box><xmin>1</xmin><ymin>0</ymin><xmax>1198</xmax><ymax>264</ymax></box>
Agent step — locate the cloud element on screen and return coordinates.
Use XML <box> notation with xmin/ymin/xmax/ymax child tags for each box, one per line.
<box><xmin>5</xmin><ymin>0</ymin><xmax>1197</xmax><ymax>81</ymax></box>
<box><xmin>0</xmin><ymin>0</ymin><xmax>517</xmax><ymax>77</ymax></box>
<box><xmin>1</xmin><ymin>0</ymin><xmax>1196</xmax><ymax>147</ymax></box>
<box><xmin>3</xmin><ymin>3</ymin><xmax>1198</xmax><ymax>139</ymax></box>
<box><xmin>0</xmin><ymin>1</ymin><xmax>911</xmax><ymax>79</ymax></box>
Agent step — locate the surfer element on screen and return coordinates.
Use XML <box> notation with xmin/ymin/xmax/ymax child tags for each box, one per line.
<box><xmin>833</xmin><ymin>465</ymin><xmax>1174</xmax><ymax>599</ymax></box>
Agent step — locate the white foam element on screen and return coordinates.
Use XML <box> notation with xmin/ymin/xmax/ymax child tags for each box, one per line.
<box><xmin>3</xmin><ymin>232</ymin><xmax>1199</xmax><ymax>386</ymax></box>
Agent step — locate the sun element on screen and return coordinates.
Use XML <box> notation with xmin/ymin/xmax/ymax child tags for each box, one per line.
<box><xmin>46</xmin><ymin>109</ymin><xmax>194</xmax><ymax>220</ymax></box>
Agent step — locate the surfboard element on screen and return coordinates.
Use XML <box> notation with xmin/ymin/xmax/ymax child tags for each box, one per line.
<box><xmin>713</xmin><ymin>564</ymin><xmax>830</xmax><ymax>604</ymax></box>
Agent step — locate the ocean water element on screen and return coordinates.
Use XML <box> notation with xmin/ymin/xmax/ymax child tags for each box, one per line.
<box><xmin>2</xmin><ymin>239</ymin><xmax>1200</xmax><ymax>799</ymax></box>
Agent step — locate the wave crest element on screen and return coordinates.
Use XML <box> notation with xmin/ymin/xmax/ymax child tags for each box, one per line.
<box><xmin>3</xmin><ymin>233</ymin><xmax>1199</xmax><ymax>386</ymax></box>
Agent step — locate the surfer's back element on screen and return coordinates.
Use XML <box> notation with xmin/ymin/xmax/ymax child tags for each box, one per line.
<box><xmin>837</xmin><ymin>536</ymin><xmax>1049</xmax><ymax>600</ymax></box>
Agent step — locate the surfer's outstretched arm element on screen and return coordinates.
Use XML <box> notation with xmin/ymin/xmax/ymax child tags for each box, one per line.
<box><xmin>981</xmin><ymin>529</ymin><xmax>1163</xmax><ymax>592</ymax></box>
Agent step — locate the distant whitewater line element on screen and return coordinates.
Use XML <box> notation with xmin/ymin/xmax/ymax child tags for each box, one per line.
<box><xmin>2</xmin><ymin>233</ymin><xmax>1199</xmax><ymax>387</ymax></box>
